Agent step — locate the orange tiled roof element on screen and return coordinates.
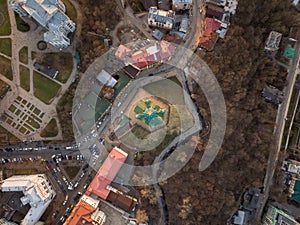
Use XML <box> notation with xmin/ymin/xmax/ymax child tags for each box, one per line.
<box><xmin>64</xmin><ymin>199</ymin><xmax>95</xmax><ymax>225</ymax></box>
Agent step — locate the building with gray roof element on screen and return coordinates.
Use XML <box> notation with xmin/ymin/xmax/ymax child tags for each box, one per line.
<box><xmin>152</xmin><ymin>29</ymin><xmax>164</xmax><ymax>40</ymax></box>
<box><xmin>8</xmin><ymin>0</ymin><xmax>75</xmax><ymax>49</ymax></box>
<box><xmin>262</xmin><ymin>85</ymin><xmax>284</xmax><ymax>105</ymax></box>
<box><xmin>233</xmin><ymin>210</ymin><xmax>246</xmax><ymax>225</ymax></box>
<box><xmin>148</xmin><ymin>7</ymin><xmax>175</xmax><ymax>30</ymax></box>
<box><xmin>179</xmin><ymin>17</ymin><xmax>189</xmax><ymax>33</ymax></box>
<box><xmin>96</xmin><ymin>69</ymin><xmax>117</xmax><ymax>87</ymax></box>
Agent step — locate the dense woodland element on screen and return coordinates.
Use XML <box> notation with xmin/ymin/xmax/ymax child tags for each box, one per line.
<box><xmin>56</xmin><ymin>80</ymin><xmax>77</xmax><ymax>142</ymax></box>
<box><xmin>154</xmin><ymin>0</ymin><xmax>300</xmax><ymax>224</ymax></box>
<box><xmin>76</xmin><ymin>0</ymin><xmax>120</xmax><ymax>71</ymax></box>
<box><xmin>55</xmin><ymin>0</ymin><xmax>300</xmax><ymax>224</ymax></box>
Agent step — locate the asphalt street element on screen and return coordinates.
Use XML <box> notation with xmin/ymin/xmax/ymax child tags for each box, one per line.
<box><xmin>256</xmin><ymin>38</ymin><xmax>300</xmax><ymax>221</ymax></box>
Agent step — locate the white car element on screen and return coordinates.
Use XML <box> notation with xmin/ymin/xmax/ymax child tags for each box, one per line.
<box><xmin>68</xmin><ymin>185</ymin><xmax>73</xmax><ymax>191</ymax></box>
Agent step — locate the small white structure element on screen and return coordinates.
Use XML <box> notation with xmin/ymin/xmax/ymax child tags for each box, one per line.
<box><xmin>8</xmin><ymin>0</ymin><xmax>76</xmax><ymax>49</ymax></box>
<box><xmin>91</xmin><ymin>208</ymin><xmax>106</xmax><ymax>225</ymax></box>
<box><xmin>293</xmin><ymin>0</ymin><xmax>299</xmax><ymax>6</ymax></box>
<box><xmin>96</xmin><ymin>70</ymin><xmax>117</xmax><ymax>87</ymax></box>
<box><xmin>265</xmin><ymin>31</ymin><xmax>282</xmax><ymax>51</ymax></box>
<box><xmin>1</xmin><ymin>174</ymin><xmax>56</xmax><ymax>225</ymax></box>
<box><xmin>282</xmin><ymin>160</ymin><xmax>300</xmax><ymax>175</ymax></box>
<box><xmin>172</xmin><ymin>0</ymin><xmax>193</xmax><ymax>10</ymax></box>
<box><xmin>206</xmin><ymin>0</ymin><xmax>227</xmax><ymax>6</ymax></box>
<box><xmin>224</xmin><ymin>0</ymin><xmax>238</xmax><ymax>15</ymax></box>
<box><xmin>233</xmin><ymin>210</ymin><xmax>245</xmax><ymax>225</ymax></box>
<box><xmin>148</xmin><ymin>7</ymin><xmax>175</xmax><ymax>30</ymax></box>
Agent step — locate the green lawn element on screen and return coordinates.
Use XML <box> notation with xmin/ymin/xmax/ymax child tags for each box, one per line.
<box><xmin>33</xmin><ymin>108</ymin><xmax>41</xmax><ymax>115</ymax></box>
<box><xmin>35</xmin><ymin>52</ymin><xmax>73</xmax><ymax>83</ymax></box>
<box><xmin>64</xmin><ymin>165</ymin><xmax>81</xmax><ymax>179</ymax></box>
<box><xmin>8</xmin><ymin>104</ymin><xmax>16</xmax><ymax>113</ymax></box>
<box><xmin>144</xmin><ymin>78</ymin><xmax>185</xmax><ymax>104</ymax></box>
<box><xmin>0</xmin><ymin>79</ymin><xmax>9</xmax><ymax>99</ymax></box>
<box><xmin>19</xmin><ymin>65</ymin><xmax>30</xmax><ymax>91</ymax></box>
<box><xmin>25</xmin><ymin>116</ymin><xmax>40</xmax><ymax>129</ymax></box>
<box><xmin>62</xmin><ymin>0</ymin><xmax>77</xmax><ymax>22</ymax></box>
<box><xmin>131</xmin><ymin>126</ymin><xmax>150</xmax><ymax>139</ymax></box>
<box><xmin>95</xmin><ymin>97</ymin><xmax>111</xmax><ymax>121</ymax></box>
<box><xmin>0</xmin><ymin>55</ymin><xmax>12</xmax><ymax>80</ymax></box>
<box><xmin>114</xmin><ymin>71</ymin><xmax>131</xmax><ymax>96</ymax></box>
<box><xmin>19</xmin><ymin>46</ymin><xmax>28</xmax><ymax>64</ymax></box>
<box><xmin>0</xmin><ymin>125</ymin><xmax>19</xmax><ymax>144</ymax></box>
<box><xmin>0</xmin><ymin>0</ymin><xmax>11</xmax><ymax>35</ymax></box>
<box><xmin>0</xmin><ymin>38</ymin><xmax>11</xmax><ymax>56</ymax></box>
<box><xmin>31</xmin><ymin>51</ymin><xmax>37</xmax><ymax>60</ymax></box>
<box><xmin>40</xmin><ymin>119</ymin><xmax>58</xmax><ymax>137</ymax></box>
<box><xmin>33</xmin><ymin>71</ymin><xmax>61</xmax><ymax>104</ymax></box>
<box><xmin>15</xmin><ymin>12</ymin><xmax>30</xmax><ymax>32</ymax></box>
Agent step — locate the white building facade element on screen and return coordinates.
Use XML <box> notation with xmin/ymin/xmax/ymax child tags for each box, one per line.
<box><xmin>8</xmin><ymin>0</ymin><xmax>75</xmax><ymax>49</ymax></box>
<box><xmin>1</xmin><ymin>174</ymin><xmax>56</xmax><ymax>225</ymax></box>
<box><xmin>172</xmin><ymin>0</ymin><xmax>193</xmax><ymax>10</ymax></box>
<box><xmin>148</xmin><ymin>7</ymin><xmax>175</xmax><ymax>30</ymax></box>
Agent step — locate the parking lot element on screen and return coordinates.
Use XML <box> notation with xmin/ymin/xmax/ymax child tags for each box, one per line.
<box><xmin>0</xmin><ymin>144</ymin><xmax>93</xmax><ymax>224</ymax></box>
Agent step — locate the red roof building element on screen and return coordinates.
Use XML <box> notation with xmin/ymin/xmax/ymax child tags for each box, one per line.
<box><xmin>199</xmin><ymin>18</ymin><xmax>221</xmax><ymax>51</ymax></box>
<box><xmin>206</xmin><ymin>3</ymin><xmax>224</xmax><ymax>19</ymax></box>
<box><xmin>64</xmin><ymin>195</ymin><xmax>106</xmax><ymax>225</ymax></box>
<box><xmin>115</xmin><ymin>45</ymin><xmax>132</xmax><ymax>61</ymax></box>
<box><xmin>85</xmin><ymin>147</ymin><xmax>128</xmax><ymax>200</ymax></box>
<box><xmin>115</xmin><ymin>41</ymin><xmax>176</xmax><ymax>71</ymax></box>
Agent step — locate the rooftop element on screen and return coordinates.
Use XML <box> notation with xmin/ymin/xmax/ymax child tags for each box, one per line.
<box><xmin>263</xmin><ymin>205</ymin><xmax>300</xmax><ymax>225</ymax></box>
<box><xmin>152</xmin><ymin>29</ymin><xmax>164</xmax><ymax>40</ymax></box>
<box><xmin>148</xmin><ymin>7</ymin><xmax>175</xmax><ymax>26</ymax></box>
<box><xmin>265</xmin><ymin>31</ymin><xmax>282</xmax><ymax>51</ymax></box>
<box><xmin>172</xmin><ymin>0</ymin><xmax>192</xmax><ymax>5</ymax></box>
<box><xmin>9</xmin><ymin>0</ymin><xmax>75</xmax><ymax>48</ymax></box>
<box><xmin>179</xmin><ymin>17</ymin><xmax>189</xmax><ymax>33</ymax></box>
<box><xmin>1</xmin><ymin>174</ymin><xmax>56</xmax><ymax>225</ymax></box>
<box><xmin>199</xmin><ymin>18</ymin><xmax>221</xmax><ymax>51</ymax></box>
<box><xmin>64</xmin><ymin>195</ymin><xmax>106</xmax><ymax>225</ymax></box>
<box><xmin>262</xmin><ymin>85</ymin><xmax>284</xmax><ymax>105</ymax></box>
<box><xmin>291</xmin><ymin>180</ymin><xmax>300</xmax><ymax>204</ymax></box>
<box><xmin>96</xmin><ymin>70</ymin><xmax>117</xmax><ymax>87</ymax></box>
<box><xmin>115</xmin><ymin>41</ymin><xmax>176</xmax><ymax>70</ymax></box>
<box><xmin>85</xmin><ymin>147</ymin><xmax>128</xmax><ymax>200</ymax></box>
<box><xmin>233</xmin><ymin>210</ymin><xmax>245</xmax><ymax>225</ymax></box>
<box><xmin>34</xmin><ymin>62</ymin><xmax>58</xmax><ymax>79</ymax></box>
